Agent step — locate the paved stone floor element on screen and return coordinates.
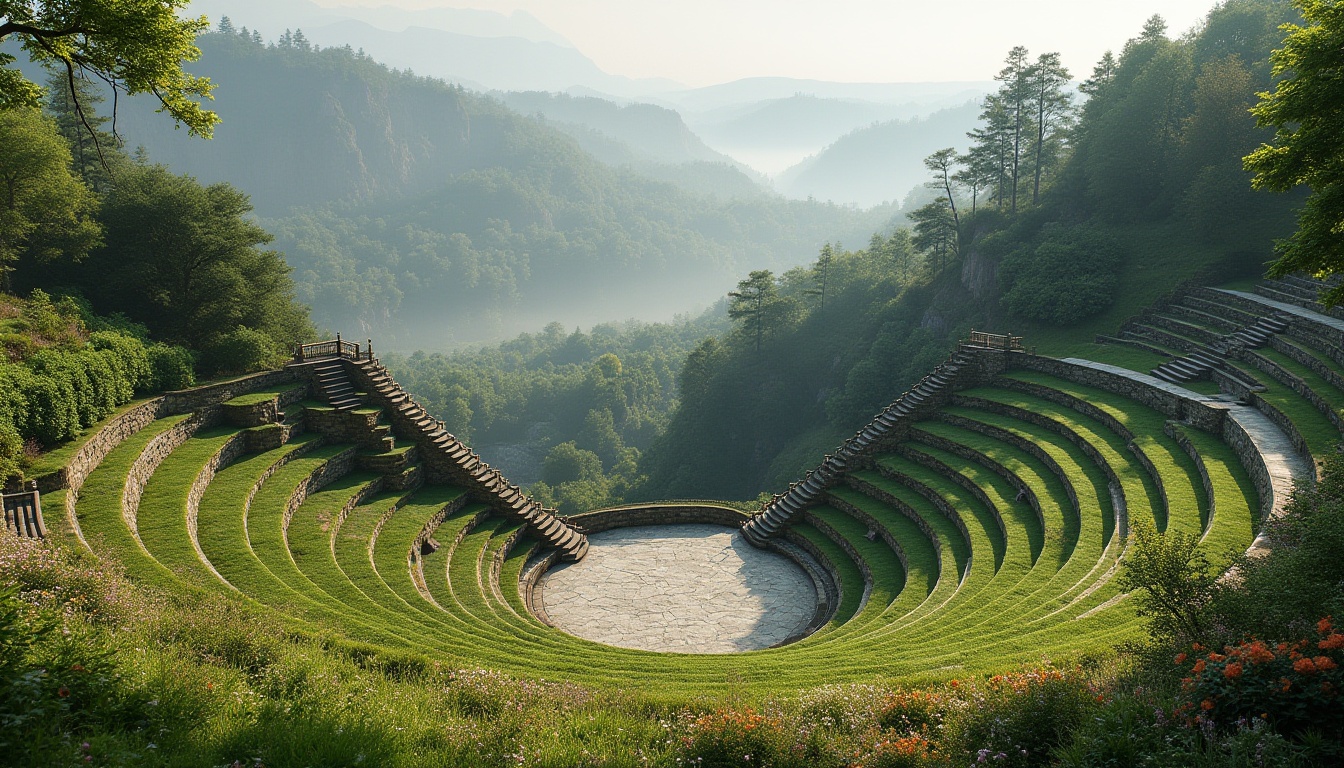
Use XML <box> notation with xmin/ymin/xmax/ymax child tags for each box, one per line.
<box><xmin>538</xmin><ymin>524</ymin><xmax>817</xmax><ymax>653</ymax></box>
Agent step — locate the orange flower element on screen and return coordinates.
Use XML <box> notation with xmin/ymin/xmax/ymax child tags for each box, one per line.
<box><xmin>1193</xmin><ymin>659</ymin><xmax>1206</xmax><ymax>673</ymax></box>
<box><xmin>949</xmin><ymin>679</ymin><xmax>959</xmax><ymax>688</ymax></box>
<box><xmin>1201</xmin><ymin>699</ymin><xmax>1214</xmax><ymax>711</ymax></box>
<box><xmin>1319</xmin><ymin>634</ymin><xmax>1344</xmax><ymax>651</ymax></box>
<box><xmin>1319</xmin><ymin>617</ymin><xmax>1333</xmax><ymax>635</ymax></box>
<box><xmin>1313</xmin><ymin>656</ymin><xmax>1337</xmax><ymax>671</ymax></box>
<box><xmin>1280</xmin><ymin>678</ymin><xmax>1292</xmax><ymax>692</ymax></box>
<box><xmin>1192</xmin><ymin>643</ymin><xmax>1204</xmax><ymax>651</ymax></box>
<box><xmin>1294</xmin><ymin>657</ymin><xmax>1318</xmax><ymax>674</ymax></box>
<box><xmin>1224</xmin><ymin>663</ymin><xmax>1243</xmax><ymax>679</ymax></box>
<box><xmin>1208</xmin><ymin>652</ymin><xmax>1226</xmax><ymax>662</ymax></box>
<box><xmin>1245</xmin><ymin>641</ymin><xmax>1275</xmax><ymax>664</ymax></box>
<box><xmin>1175</xmin><ymin>653</ymin><xmax>1188</xmax><ymax>664</ymax></box>
<box><xmin>57</xmin><ymin>686</ymin><xmax>70</xmax><ymax>698</ymax></box>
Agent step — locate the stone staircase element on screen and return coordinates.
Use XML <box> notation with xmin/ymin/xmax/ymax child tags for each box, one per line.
<box><xmin>344</xmin><ymin>356</ymin><xmax>589</xmax><ymax>561</ymax></box>
<box><xmin>741</xmin><ymin>344</ymin><xmax>983</xmax><ymax>546</ymax></box>
<box><xmin>312</xmin><ymin>359</ymin><xmax>364</xmax><ymax>410</ymax></box>
<box><xmin>1147</xmin><ymin>314</ymin><xmax>1288</xmax><ymax>384</ymax></box>
<box><xmin>1256</xmin><ymin>274</ymin><xmax>1344</xmax><ymax>322</ymax></box>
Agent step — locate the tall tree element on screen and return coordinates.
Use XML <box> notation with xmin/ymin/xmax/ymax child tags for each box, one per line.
<box><xmin>728</xmin><ymin>269</ymin><xmax>794</xmax><ymax>353</ymax></box>
<box><xmin>1080</xmin><ymin>51</ymin><xmax>1118</xmax><ymax>97</ymax></box>
<box><xmin>0</xmin><ymin>0</ymin><xmax>218</xmax><ymax>136</ymax></box>
<box><xmin>43</xmin><ymin>68</ymin><xmax>121</xmax><ymax>190</ymax></box>
<box><xmin>909</xmin><ymin>197</ymin><xmax>958</xmax><ymax>274</ymax></box>
<box><xmin>86</xmin><ymin>162</ymin><xmax>309</xmax><ymax>352</ymax></box>
<box><xmin>995</xmin><ymin>45</ymin><xmax>1034</xmax><ymax>213</ymax></box>
<box><xmin>1027</xmin><ymin>52</ymin><xmax>1073</xmax><ymax>204</ymax></box>
<box><xmin>0</xmin><ymin>107</ymin><xmax>100</xmax><ymax>287</ymax></box>
<box><xmin>968</xmin><ymin>94</ymin><xmax>1015</xmax><ymax>210</ymax></box>
<box><xmin>1244</xmin><ymin>0</ymin><xmax>1344</xmax><ymax>305</ymax></box>
<box><xmin>923</xmin><ymin>148</ymin><xmax>961</xmax><ymax>234</ymax></box>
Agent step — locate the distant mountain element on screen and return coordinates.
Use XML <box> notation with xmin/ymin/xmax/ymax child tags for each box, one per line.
<box><xmin>187</xmin><ymin>0</ymin><xmax>682</xmax><ymax>96</ymax></box>
<box><xmin>776</xmin><ymin>102</ymin><xmax>982</xmax><ymax>207</ymax></box>
<box><xmin>81</xmin><ymin>32</ymin><xmax>894</xmax><ymax>347</ymax></box>
<box><xmin>662</xmin><ymin>78</ymin><xmax>993</xmax><ymax>116</ymax></box>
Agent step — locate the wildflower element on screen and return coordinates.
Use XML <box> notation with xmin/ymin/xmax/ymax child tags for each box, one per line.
<box><xmin>1193</xmin><ymin>660</ymin><xmax>1206</xmax><ymax>674</ymax></box>
<box><xmin>1313</xmin><ymin>656</ymin><xmax>1337</xmax><ymax>671</ymax></box>
<box><xmin>1280</xmin><ymin>678</ymin><xmax>1292</xmax><ymax>692</ymax></box>
<box><xmin>57</xmin><ymin>686</ymin><xmax>70</xmax><ymax>698</ymax></box>
<box><xmin>1293</xmin><ymin>657</ymin><xmax>1317</xmax><ymax>674</ymax></box>
<box><xmin>1319</xmin><ymin>617</ymin><xmax>1333</xmax><ymax>634</ymax></box>
<box><xmin>1246</xmin><ymin>641</ymin><xmax>1275</xmax><ymax>664</ymax></box>
<box><xmin>1319</xmin><ymin>633</ymin><xmax>1344</xmax><ymax>651</ymax></box>
<box><xmin>1208</xmin><ymin>652</ymin><xmax>1225</xmax><ymax>662</ymax></box>
<box><xmin>1201</xmin><ymin>699</ymin><xmax>1214</xmax><ymax>711</ymax></box>
<box><xmin>1174</xmin><ymin>653</ymin><xmax>1187</xmax><ymax>664</ymax></box>
<box><xmin>1224</xmin><ymin>663</ymin><xmax>1243</xmax><ymax>679</ymax></box>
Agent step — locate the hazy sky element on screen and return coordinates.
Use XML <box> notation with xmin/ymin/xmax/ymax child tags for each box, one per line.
<box><xmin>313</xmin><ymin>0</ymin><xmax>1220</xmax><ymax>86</ymax></box>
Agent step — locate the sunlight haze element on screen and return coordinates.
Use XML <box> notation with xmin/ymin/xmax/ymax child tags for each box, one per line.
<box><xmin>309</xmin><ymin>0</ymin><xmax>1217</xmax><ymax>85</ymax></box>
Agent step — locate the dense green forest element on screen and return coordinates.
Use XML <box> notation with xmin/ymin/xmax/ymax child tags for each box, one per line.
<box><xmin>0</xmin><ymin>68</ymin><xmax>311</xmax><ymax>482</ymax></box>
<box><xmin>625</xmin><ymin>1</ymin><xmax>1303</xmax><ymax>501</ymax></box>
<box><xmin>384</xmin><ymin>1</ymin><xmax>1306</xmax><ymax>505</ymax></box>
<box><xmin>93</xmin><ymin>30</ymin><xmax>901</xmax><ymax>347</ymax></box>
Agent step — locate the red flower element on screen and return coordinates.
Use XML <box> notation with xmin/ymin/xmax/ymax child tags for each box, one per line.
<box><xmin>1174</xmin><ymin>653</ymin><xmax>1187</xmax><ymax>664</ymax></box>
<box><xmin>1193</xmin><ymin>659</ymin><xmax>1206</xmax><ymax>674</ymax></box>
<box><xmin>1319</xmin><ymin>617</ymin><xmax>1333</xmax><ymax>635</ymax></box>
<box><xmin>1313</xmin><ymin>656</ymin><xmax>1337</xmax><ymax>671</ymax></box>
<box><xmin>1319</xmin><ymin>634</ymin><xmax>1344</xmax><ymax>651</ymax></box>
<box><xmin>1245</xmin><ymin>641</ymin><xmax>1275</xmax><ymax>664</ymax></box>
<box><xmin>1201</xmin><ymin>699</ymin><xmax>1214</xmax><ymax>711</ymax></box>
<box><xmin>1294</xmin><ymin>657</ymin><xmax>1318</xmax><ymax>674</ymax></box>
<box><xmin>57</xmin><ymin>686</ymin><xmax>70</xmax><ymax>698</ymax></box>
<box><xmin>1224</xmin><ymin>663</ymin><xmax>1243</xmax><ymax>679</ymax></box>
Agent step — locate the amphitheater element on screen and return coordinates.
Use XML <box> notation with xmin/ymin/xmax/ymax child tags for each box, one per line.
<box><xmin>10</xmin><ymin>275</ymin><xmax>1343</xmax><ymax>693</ymax></box>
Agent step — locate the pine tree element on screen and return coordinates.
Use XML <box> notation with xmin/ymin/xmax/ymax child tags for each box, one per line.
<box><xmin>1027</xmin><ymin>52</ymin><xmax>1074</xmax><ymax>204</ymax></box>
<box><xmin>995</xmin><ymin>46</ymin><xmax>1035</xmax><ymax>213</ymax></box>
<box><xmin>43</xmin><ymin>68</ymin><xmax>122</xmax><ymax>191</ymax></box>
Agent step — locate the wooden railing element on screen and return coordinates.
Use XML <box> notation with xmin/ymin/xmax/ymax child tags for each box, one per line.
<box><xmin>294</xmin><ymin>334</ymin><xmax>375</xmax><ymax>362</ymax></box>
<box><xmin>965</xmin><ymin>330</ymin><xmax>1024</xmax><ymax>351</ymax></box>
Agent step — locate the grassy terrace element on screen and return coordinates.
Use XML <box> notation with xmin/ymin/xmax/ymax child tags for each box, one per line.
<box><xmin>48</xmin><ymin>335</ymin><xmax>1303</xmax><ymax>696</ymax></box>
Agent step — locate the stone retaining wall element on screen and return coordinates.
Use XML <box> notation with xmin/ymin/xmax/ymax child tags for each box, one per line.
<box><xmin>1164</xmin><ymin>423</ymin><xmax>1219</xmax><ymax>533</ymax></box>
<box><xmin>908</xmin><ymin>427</ymin><xmax>1047</xmax><ymax>535</ymax></box>
<box><xmin>845</xmin><ymin>470</ymin><xmax>956</xmax><ymax>564</ymax></box>
<box><xmin>280</xmin><ymin>447</ymin><xmax>357</xmax><ymax>532</ymax></box>
<box><xmin>952</xmin><ymin>394</ymin><xmax>1138</xmax><ymax>532</ymax></box>
<box><xmin>826</xmin><ymin>492</ymin><xmax>919</xmax><ymax>573</ymax></box>
<box><xmin>1218</xmin><ymin>415</ymin><xmax>1277</xmax><ymax>522</ymax></box>
<box><xmin>1272</xmin><ymin>336</ymin><xmax>1344</xmax><ymax>393</ymax></box>
<box><xmin>40</xmin><ymin>369</ymin><xmax>304</xmax><ymax>541</ymax></box>
<box><xmin>1015</xmin><ymin>355</ymin><xmax>1226</xmax><ymax>432</ymax></box>
<box><xmin>186</xmin><ymin>432</ymin><xmax>251</xmax><ymax>588</ymax></box>
<box><xmin>803</xmin><ymin>510</ymin><xmax>874</xmax><ymax>617</ymax></box>
<box><xmin>936</xmin><ymin>411</ymin><xmax>1084</xmax><ymax>523</ymax></box>
<box><xmin>567</xmin><ymin>503</ymin><xmax>750</xmax><ymax>533</ymax></box>
<box><xmin>123</xmin><ymin>410</ymin><xmax>217</xmax><ymax>537</ymax></box>
<box><xmin>892</xmin><ymin>444</ymin><xmax>1009</xmax><ymax>549</ymax></box>
<box><xmin>1240</xmin><ymin>350</ymin><xmax>1344</xmax><ymax>434</ymax></box>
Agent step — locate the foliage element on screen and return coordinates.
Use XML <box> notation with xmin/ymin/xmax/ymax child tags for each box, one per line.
<box><xmin>0</xmin><ymin>106</ymin><xmax>100</xmax><ymax>282</ymax></box>
<box><xmin>0</xmin><ymin>0</ymin><xmax>217</xmax><ymax>136</ymax></box>
<box><xmin>1174</xmin><ymin>623</ymin><xmax>1344</xmax><ymax>738</ymax></box>
<box><xmin>80</xmin><ymin>161</ymin><xmax>312</xmax><ymax>372</ymax></box>
<box><xmin>1120</xmin><ymin>517</ymin><xmax>1217</xmax><ymax>647</ymax></box>
<box><xmin>675</xmin><ymin>707</ymin><xmax>806</xmax><ymax>767</ymax></box>
<box><xmin>145</xmin><ymin>343</ymin><xmax>194</xmax><ymax>392</ymax></box>
<box><xmin>940</xmin><ymin>666</ymin><xmax>1102</xmax><ymax>768</ymax></box>
<box><xmin>998</xmin><ymin>224</ymin><xmax>1123</xmax><ymax>325</ymax></box>
<box><xmin>1245</xmin><ymin>0</ymin><xmax>1344</xmax><ymax>305</ymax></box>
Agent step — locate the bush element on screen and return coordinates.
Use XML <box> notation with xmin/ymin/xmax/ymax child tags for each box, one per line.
<box><xmin>146</xmin><ymin>343</ymin><xmax>195</xmax><ymax>392</ymax></box>
<box><xmin>999</xmin><ymin>224</ymin><xmax>1123</xmax><ymax>325</ymax></box>
<box><xmin>1174</xmin><ymin>620</ymin><xmax>1344</xmax><ymax>739</ymax></box>
<box><xmin>676</xmin><ymin>707</ymin><xmax>804</xmax><ymax>767</ymax></box>
<box><xmin>200</xmin><ymin>325</ymin><xmax>281</xmax><ymax>375</ymax></box>
<box><xmin>941</xmin><ymin>666</ymin><xmax>1101</xmax><ymax>768</ymax></box>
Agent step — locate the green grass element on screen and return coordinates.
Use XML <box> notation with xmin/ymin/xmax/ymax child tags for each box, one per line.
<box><xmin>222</xmin><ymin>383</ymin><xmax>301</xmax><ymax>407</ymax></box>
<box><xmin>28</xmin><ymin>397</ymin><xmax>157</xmax><ymax>479</ymax></box>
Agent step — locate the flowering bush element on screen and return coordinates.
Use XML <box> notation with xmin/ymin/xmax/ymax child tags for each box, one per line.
<box><xmin>676</xmin><ymin>706</ymin><xmax>804</xmax><ymax>767</ymax></box>
<box><xmin>876</xmin><ymin>688</ymin><xmax>946</xmax><ymax>735</ymax></box>
<box><xmin>851</xmin><ymin>731</ymin><xmax>936</xmax><ymax>768</ymax></box>
<box><xmin>941</xmin><ymin>665</ymin><xmax>1102</xmax><ymax>768</ymax></box>
<box><xmin>1176</xmin><ymin>617</ymin><xmax>1344</xmax><ymax>735</ymax></box>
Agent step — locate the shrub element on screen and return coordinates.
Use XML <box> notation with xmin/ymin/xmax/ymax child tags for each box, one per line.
<box><xmin>146</xmin><ymin>343</ymin><xmax>196</xmax><ymax>391</ymax></box>
<box><xmin>998</xmin><ymin>224</ymin><xmax>1122</xmax><ymax>325</ymax></box>
<box><xmin>851</xmin><ymin>732</ymin><xmax>936</xmax><ymax>768</ymax></box>
<box><xmin>89</xmin><ymin>331</ymin><xmax>150</xmax><ymax>396</ymax></box>
<box><xmin>941</xmin><ymin>666</ymin><xmax>1102</xmax><ymax>768</ymax></box>
<box><xmin>676</xmin><ymin>707</ymin><xmax>804</xmax><ymax>767</ymax></box>
<box><xmin>200</xmin><ymin>325</ymin><xmax>281</xmax><ymax>374</ymax></box>
<box><xmin>1175</xmin><ymin>619</ymin><xmax>1344</xmax><ymax>738</ymax></box>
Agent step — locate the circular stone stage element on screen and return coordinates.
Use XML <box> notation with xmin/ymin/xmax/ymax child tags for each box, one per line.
<box><xmin>537</xmin><ymin>524</ymin><xmax>818</xmax><ymax>653</ymax></box>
